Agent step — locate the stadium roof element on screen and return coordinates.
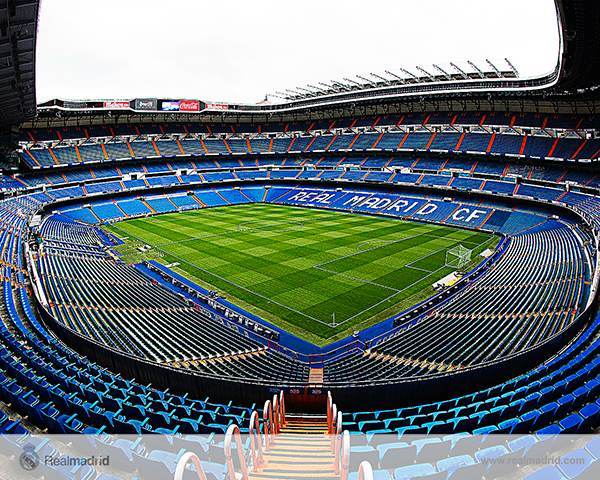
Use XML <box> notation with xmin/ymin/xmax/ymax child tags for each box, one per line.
<box><xmin>555</xmin><ymin>0</ymin><xmax>600</xmax><ymax>91</ymax></box>
<box><xmin>0</xmin><ymin>0</ymin><xmax>38</xmax><ymax>127</ymax></box>
<box><xmin>15</xmin><ymin>0</ymin><xmax>600</xmax><ymax>127</ymax></box>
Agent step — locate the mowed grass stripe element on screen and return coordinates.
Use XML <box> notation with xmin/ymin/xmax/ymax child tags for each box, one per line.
<box><xmin>108</xmin><ymin>204</ymin><xmax>498</xmax><ymax>345</ymax></box>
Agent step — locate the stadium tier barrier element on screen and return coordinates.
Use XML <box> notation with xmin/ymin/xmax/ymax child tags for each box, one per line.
<box><xmin>20</xmin><ymin>112</ymin><xmax>600</xmax><ymax>143</ymax></box>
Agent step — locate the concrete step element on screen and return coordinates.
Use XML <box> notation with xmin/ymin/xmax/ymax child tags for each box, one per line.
<box><xmin>282</xmin><ymin>426</ymin><xmax>328</xmax><ymax>431</ymax></box>
<box><xmin>273</xmin><ymin>437</ymin><xmax>331</xmax><ymax>446</ymax></box>
<box><xmin>265</xmin><ymin>449</ymin><xmax>334</xmax><ymax>459</ymax></box>
<box><xmin>308</xmin><ymin>367</ymin><xmax>324</xmax><ymax>384</ymax></box>
<box><xmin>246</xmin><ymin>408</ymin><xmax>336</xmax><ymax>479</ymax></box>
<box><xmin>262</xmin><ymin>456</ymin><xmax>334</xmax><ymax>465</ymax></box>
<box><xmin>249</xmin><ymin>473</ymin><xmax>338</xmax><ymax>480</ymax></box>
<box><xmin>261</xmin><ymin>463</ymin><xmax>335</xmax><ymax>473</ymax></box>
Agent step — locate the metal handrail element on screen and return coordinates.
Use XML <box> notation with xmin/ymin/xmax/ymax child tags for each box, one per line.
<box><xmin>358</xmin><ymin>461</ymin><xmax>374</xmax><ymax>480</ymax></box>
<box><xmin>272</xmin><ymin>393</ymin><xmax>280</xmax><ymax>434</ymax></box>
<box><xmin>248</xmin><ymin>410</ymin><xmax>264</xmax><ymax>469</ymax></box>
<box><xmin>330</xmin><ymin>403</ymin><xmax>337</xmax><ymax>436</ymax></box>
<box><xmin>263</xmin><ymin>399</ymin><xmax>274</xmax><ymax>449</ymax></box>
<box><xmin>339</xmin><ymin>430</ymin><xmax>351</xmax><ymax>480</ymax></box>
<box><xmin>326</xmin><ymin>391</ymin><xmax>333</xmax><ymax>431</ymax></box>
<box><xmin>279</xmin><ymin>390</ymin><xmax>286</xmax><ymax>427</ymax></box>
<box><xmin>174</xmin><ymin>452</ymin><xmax>208</xmax><ymax>480</ymax></box>
<box><xmin>224</xmin><ymin>424</ymin><xmax>249</xmax><ymax>480</ymax></box>
<box><xmin>333</xmin><ymin>411</ymin><xmax>343</xmax><ymax>474</ymax></box>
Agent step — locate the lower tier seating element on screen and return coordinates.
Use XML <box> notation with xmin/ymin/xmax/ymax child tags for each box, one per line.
<box><xmin>0</xmin><ymin>182</ymin><xmax>596</xmax><ymax>480</ymax></box>
<box><xmin>38</xmin><ymin>184</ymin><xmax>594</xmax><ymax>389</ymax></box>
<box><xmin>325</xmin><ymin>222</ymin><xmax>588</xmax><ymax>383</ymax></box>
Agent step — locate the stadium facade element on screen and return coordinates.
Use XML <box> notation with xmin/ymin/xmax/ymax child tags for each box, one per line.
<box><xmin>0</xmin><ymin>0</ymin><xmax>598</xmax><ymax>479</ymax></box>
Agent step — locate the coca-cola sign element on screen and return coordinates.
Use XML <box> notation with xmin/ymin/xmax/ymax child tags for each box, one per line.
<box><xmin>103</xmin><ymin>100</ymin><xmax>130</xmax><ymax>109</ymax></box>
<box><xmin>179</xmin><ymin>99</ymin><xmax>200</xmax><ymax>112</ymax></box>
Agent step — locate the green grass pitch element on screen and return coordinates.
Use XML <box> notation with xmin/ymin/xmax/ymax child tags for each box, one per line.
<box><xmin>107</xmin><ymin>203</ymin><xmax>499</xmax><ymax>346</ymax></box>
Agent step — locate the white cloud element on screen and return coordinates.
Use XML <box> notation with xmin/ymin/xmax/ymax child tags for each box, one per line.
<box><xmin>36</xmin><ymin>0</ymin><xmax>560</xmax><ymax>104</ymax></box>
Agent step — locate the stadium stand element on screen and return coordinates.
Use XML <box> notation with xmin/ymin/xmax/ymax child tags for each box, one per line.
<box><xmin>18</xmin><ymin>129</ymin><xmax>600</xmax><ymax>169</ymax></box>
<box><xmin>37</xmin><ymin>239</ymin><xmax>309</xmax><ymax>382</ymax></box>
<box><xmin>0</xmin><ymin>150</ymin><xmax>597</xmax><ymax>479</ymax></box>
<box><xmin>325</xmin><ymin>222</ymin><xmax>588</xmax><ymax>383</ymax></box>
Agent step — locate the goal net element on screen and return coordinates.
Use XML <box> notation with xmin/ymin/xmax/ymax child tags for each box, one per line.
<box><xmin>445</xmin><ymin>244</ymin><xmax>472</xmax><ymax>269</ymax></box>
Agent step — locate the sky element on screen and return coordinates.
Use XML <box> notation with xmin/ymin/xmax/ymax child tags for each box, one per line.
<box><xmin>35</xmin><ymin>0</ymin><xmax>561</xmax><ymax>104</ymax></box>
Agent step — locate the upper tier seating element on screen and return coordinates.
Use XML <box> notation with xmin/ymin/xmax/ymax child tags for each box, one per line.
<box><xmin>19</xmin><ymin>130</ymin><xmax>600</xmax><ymax>169</ymax></box>
<box><xmin>6</xmin><ymin>153</ymin><xmax>598</xmax><ymax>196</ymax></box>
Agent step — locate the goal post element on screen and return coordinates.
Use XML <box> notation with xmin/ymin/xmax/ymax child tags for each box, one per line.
<box><xmin>445</xmin><ymin>244</ymin><xmax>472</xmax><ymax>269</ymax></box>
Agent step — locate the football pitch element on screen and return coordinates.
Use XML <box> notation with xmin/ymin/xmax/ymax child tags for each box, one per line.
<box><xmin>107</xmin><ymin>203</ymin><xmax>499</xmax><ymax>345</ymax></box>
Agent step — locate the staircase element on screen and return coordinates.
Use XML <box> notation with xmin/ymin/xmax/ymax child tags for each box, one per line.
<box><xmin>249</xmin><ymin>415</ymin><xmax>337</xmax><ymax>480</ymax></box>
<box><xmin>308</xmin><ymin>367</ymin><xmax>324</xmax><ymax>385</ymax></box>
<box><xmin>175</xmin><ymin>392</ymin><xmax>357</xmax><ymax>480</ymax></box>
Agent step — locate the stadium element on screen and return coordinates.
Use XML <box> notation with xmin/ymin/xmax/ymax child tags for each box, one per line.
<box><xmin>0</xmin><ymin>0</ymin><xmax>599</xmax><ymax>479</ymax></box>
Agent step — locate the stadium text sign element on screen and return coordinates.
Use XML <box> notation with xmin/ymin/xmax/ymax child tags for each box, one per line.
<box><xmin>451</xmin><ymin>208</ymin><xmax>487</xmax><ymax>223</ymax></box>
<box><xmin>103</xmin><ymin>100</ymin><xmax>130</xmax><ymax>110</ymax></box>
<box><xmin>286</xmin><ymin>189</ymin><xmax>493</xmax><ymax>227</ymax></box>
<box><xmin>205</xmin><ymin>103</ymin><xmax>229</xmax><ymax>111</ymax></box>
<box><xmin>288</xmin><ymin>191</ymin><xmax>335</xmax><ymax>204</ymax></box>
<box><xmin>134</xmin><ymin>98</ymin><xmax>158</xmax><ymax>111</ymax></box>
